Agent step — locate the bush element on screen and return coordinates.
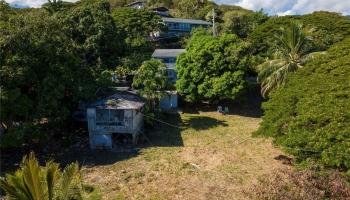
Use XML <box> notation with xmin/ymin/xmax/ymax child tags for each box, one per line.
<box><xmin>255</xmin><ymin>37</ymin><xmax>350</xmax><ymax>173</ymax></box>
<box><xmin>0</xmin><ymin>152</ymin><xmax>101</xmax><ymax>199</ymax></box>
<box><xmin>0</xmin><ymin>123</ymin><xmax>48</xmax><ymax>149</ymax></box>
<box><xmin>249</xmin><ymin>169</ymin><xmax>350</xmax><ymax>200</ymax></box>
<box><xmin>176</xmin><ymin>31</ymin><xmax>250</xmax><ymax>102</ymax></box>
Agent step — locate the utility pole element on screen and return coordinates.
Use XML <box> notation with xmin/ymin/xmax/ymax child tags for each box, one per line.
<box><xmin>212</xmin><ymin>8</ymin><xmax>217</xmax><ymax>37</ymax></box>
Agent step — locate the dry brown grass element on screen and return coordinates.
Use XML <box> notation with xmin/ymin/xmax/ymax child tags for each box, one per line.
<box><xmin>82</xmin><ymin>111</ymin><xmax>291</xmax><ymax>200</ymax></box>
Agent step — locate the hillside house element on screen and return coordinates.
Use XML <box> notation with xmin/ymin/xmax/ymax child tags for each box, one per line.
<box><xmin>152</xmin><ymin>49</ymin><xmax>186</xmax><ymax>83</ymax></box>
<box><xmin>127</xmin><ymin>1</ymin><xmax>146</xmax><ymax>9</ymax></box>
<box><xmin>152</xmin><ymin>49</ymin><xmax>185</xmax><ymax>112</ymax></box>
<box><xmin>154</xmin><ymin>17</ymin><xmax>212</xmax><ymax>39</ymax></box>
<box><xmin>86</xmin><ymin>90</ymin><xmax>145</xmax><ymax>149</ymax></box>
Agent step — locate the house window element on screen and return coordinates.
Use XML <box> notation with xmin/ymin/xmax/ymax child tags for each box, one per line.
<box><xmin>180</xmin><ymin>23</ymin><xmax>191</xmax><ymax>31</ymax></box>
<box><xmin>96</xmin><ymin>109</ymin><xmax>125</xmax><ymax>126</ymax></box>
<box><xmin>167</xmin><ymin>69</ymin><xmax>177</xmax><ymax>82</ymax></box>
<box><xmin>168</xmin><ymin>22</ymin><xmax>180</xmax><ymax>30</ymax></box>
<box><xmin>169</xmin><ymin>57</ymin><xmax>176</xmax><ymax>63</ymax></box>
<box><xmin>162</xmin><ymin>57</ymin><xmax>176</xmax><ymax>63</ymax></box>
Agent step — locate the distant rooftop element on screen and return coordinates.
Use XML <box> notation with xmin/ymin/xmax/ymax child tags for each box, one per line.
<box><xmin>152</xmin><ymin>49</ymin><xmax>186</xmax><ymax>58</ymax></box>
<box><xmin>127</xmin><ymin>1</ymin><xmax>146</xmax><ymax>7</ymax></box>
<box><xmin>162</xmin><ymin>17</ymin><xmax>212</xmax><ymax>25</ymax></box>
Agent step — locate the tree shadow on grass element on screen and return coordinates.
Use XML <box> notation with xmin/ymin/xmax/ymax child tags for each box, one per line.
<box><xmin>225</xmin><ymin>85</ymin><xmax>264</xmax><ymax>118</ymax></box>
<box><xmin>145</xmin><ymin>114</ymin><xmax>228</xmax><ymax>147</ymax></box>
<box><xmin>145</xmin><ymin>113</ymin><xmax>184</xmax><ymax>147</ymax></box>
<box><xmin>182</xmin><ymin>85</ymin><xmax>264</xmax><ymax>118</ymax></box>
<box><xmin>182</xmin><ymin>116</ymin><xmax>228</xmax><ymax>130</ymax></box>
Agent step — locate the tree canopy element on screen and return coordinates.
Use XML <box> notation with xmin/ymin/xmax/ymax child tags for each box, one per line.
<box><xmin>256</xmin><ymin>37</ymin><xmax>350</xmax><ymax>172</ymax></box>
<box><xmin>257</xmin><ymin>23</ymin><xmax>323</xmax><ymax>97</ymax></box>
<box><xmin>176</xmin><ymin>31</ymin><xmax>250</xmax><ymax>102</ymax></box>
<box><xmin>132</xmin><ymin>59</ymin><xmax>168</xmax><ymax>100</ymax></box>
<box><xmin>248</xmin><ymin>12</ymin><xmax>350</xmax><ymax>58</ymax></box>
<box><xmin>0</xmin><ymin>0</ymin><xmax>124</xmax><ymax>125</ymax></box>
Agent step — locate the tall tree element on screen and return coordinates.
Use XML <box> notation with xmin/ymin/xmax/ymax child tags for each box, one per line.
<box><xmin>112</xmin><ymin>8</ymin><xmax>162</xmax><ymax>70</ymax></box>
<box><xmin>132</xmin><ymin>59</ymin><xmax>168</xmax><ymax>115</ymax></box>
<box><xmin>132</xmin><ymin>59</ymin><xmax>168</xmax><ymax>101</ymax></box>
<box><xmin>176</xmin><ymin>30</ymin><xmax>250</xmax><ymax>102</ymax></box>
<box><xmin>222</xmin><ymin>10</ymin><xmax>268</xmax><ymax>38</ymax></box>
<box><xmin>0</xmin><ymin>0</ymin><xmax>125</xmax><ymax>126</ymax></box>
<box><xmin>257</xmin><ymin>23</ymin><xmax>323</xmax><ymax>98</ymax></box>
<box><xmin>61</xmin><ymin>0</ymin><xmax>124</xmax><ymax>69</ymax></box>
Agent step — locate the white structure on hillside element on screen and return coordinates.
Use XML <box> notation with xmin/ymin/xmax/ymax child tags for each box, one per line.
<box><xmin>153</xmin><ymin>17</ymin><xmax>212</xmax><ymax>39</ymax></box>
<box><xmin>87</xmin><ymin>90</ymin><xmax>145</xmax><ymax>149</ymax></box>
<box><xmin>152</xmin><ymin>49</ymin><xmax>185</xmax><ymax>112</ymax></box>
<box><xmin>127</xmin><ymin>1</ymin><xmax>146</xmax><ymax>9</ymax></box>
<box><xmin>152</xmin><ymin>49</ymin><xmax>186</xmax><ymax>83</ymax></box>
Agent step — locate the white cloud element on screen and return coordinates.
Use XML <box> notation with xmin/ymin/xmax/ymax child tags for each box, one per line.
<box><xmin>6</xmin><ymin>0</ymin><xmax>77</xmax><ymax>8</ymax></box>
<box><xmin>214</xmin><ymin>0</ymin><xmax>350</xmax><ymax>15</ymax></box>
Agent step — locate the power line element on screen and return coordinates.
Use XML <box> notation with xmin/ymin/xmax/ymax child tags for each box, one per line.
<box><xmin>141</xmin><ymin>113</ymin><xmax>183</xmax><ymax>129</ymax></box>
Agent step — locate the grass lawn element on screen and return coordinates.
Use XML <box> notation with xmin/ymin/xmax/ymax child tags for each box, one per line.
<box><xmin>82</xmin><ymin>110</ymin><xmax>290</xmax><ymax>200</ymax></box>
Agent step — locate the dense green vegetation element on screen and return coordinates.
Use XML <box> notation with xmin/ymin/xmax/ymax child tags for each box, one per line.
<box><xmin>0</xmin><ymin>0</ymin><xmax>126</xmax><ymax>149</ymax></box>
<box><xmin>111</xmin><ymin>7</ymin><xmax>161</xmax><ymax>70</ymax></box>
<box><xmin>108</xmin><ymin>0</ymin><xmax>250</xmax><ymax>19</ymax></box>
<box><xmin>176</xmin><ymin>30</ymin><xmax>250</xmax><ymax>102</ymax></box>
<box><xmin>249</xmin><ymin>12</ymin><xmax>350</xmax><ymax>57</ymax></box>
<box><xmin>133</xmin><ymin>59</ymin><xmax>168</xmax><ymax>100</ymax></box>
<box><xmin>0</xmin><ymin>0</ymin><xmax>122</xmax><ymax>125</ymax></box>
<box><xmin>257</xmin><ymin>23</ymin><xmax>323</xmax><ymax>97</ymax></box>
<box><xmin>0</xmin><ymin>152</ymin><xmax>101</xmax><ymax>199</ymax></box>
<box><xmin>256</xmin><ymin>37</ymin><xmax>350</xmax><ymax>173</ymax></box>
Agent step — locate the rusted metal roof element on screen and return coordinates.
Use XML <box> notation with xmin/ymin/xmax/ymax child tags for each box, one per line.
<box><xmin>89</xmin><ymin>90</ymin><xmax>145</xmax><ymax>110</ymax></box>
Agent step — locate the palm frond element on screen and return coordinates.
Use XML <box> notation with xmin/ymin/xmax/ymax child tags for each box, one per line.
<box><xmin>58</xmin><ymin>162</ymin><xmax>82</xmax><ymax>200</ymax></box>
<box><xmin>0</xmin><ymin>153</ymin><xmax>95</xmax><ymax>200</ymax></box>
<box><xmin>257</xmin><ymin>59</ymin><xmax>285</xmax><ymax>83</ymax></box>
<box><xmin>258</xmin><ymin>23</ymin><xmax>321</xmax><ymax>98</ymax></box>
<box><xmin>21</xmin><ymin>152</ymin><xmax>46</xmax><ymax>200</ymax></box>
<box><xmin>0</xmin><ymin>177</ymin><xmax>28</xmax><ymax>200</ymax></box>
<box><xmin>45</xmin><ymin>161</ymin><xmax>60</xmax><ymax>200</ymax></box>
<box><xmin>300</xmin><ymin>51</ymin><xmax>327</xmax><ymax>65</ymax></box>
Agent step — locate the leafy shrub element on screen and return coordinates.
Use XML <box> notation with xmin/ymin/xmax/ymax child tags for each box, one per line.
<box><xmin>256</xmin><ymin>37</ymin><xmax>350</xmax><ymax>172</ymax></box>
<box><xmin>0</xmin><ymin>123</ymin><xmax>48</xmax><ymax>149</ymax></box>
<box><xmin>249</xmin><ymin>169</ymin><xmax>350</xmax><ymax>200</ymax></box>
<box><xmin>176</xmin><ymin>31</ymin><xmax>250</xmax><ymax>102</ymax></box>
<box><xmin>0</xmin><ymin>152</ymin><xmax>101</xmax><ymax>200</ymax></box>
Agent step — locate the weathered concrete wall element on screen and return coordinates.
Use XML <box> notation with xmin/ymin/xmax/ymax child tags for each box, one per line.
<box><xmin>87</xmin><ymin>108</ymin><xmax>144</xmax><ymax>149</ymax></box>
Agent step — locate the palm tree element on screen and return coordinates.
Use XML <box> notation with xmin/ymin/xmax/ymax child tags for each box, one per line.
<box><xmin>258</xmin><ymin>23</ymin><xmax>323</xmax><ymax>98</ymax></box>
<box><xmin>0</xmin><ymin>152</ymin><xmax>100</xmax><ymax>200</ymax></box>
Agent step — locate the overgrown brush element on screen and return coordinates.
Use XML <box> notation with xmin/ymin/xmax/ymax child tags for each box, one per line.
<box><xmin>249</xmin><ymin>169</ymin><xmax>350</xmax><ymax>200</ymax></box>
<box><xmin>256</xmin><ymin>37</ymin><xmax>350</xmax><ymax>173</ymax></box>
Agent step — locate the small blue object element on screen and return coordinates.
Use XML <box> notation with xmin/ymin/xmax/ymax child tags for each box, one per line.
<box><xmin>90</xmin><ymin>134</ymin><xmax>112</xmax><ymax>149</ymax></box>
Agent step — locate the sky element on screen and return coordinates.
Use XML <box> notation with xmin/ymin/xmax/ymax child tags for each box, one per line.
<box><xmin>215</xmin><ymin>0</ymin><xmax>350</xmax><ymax>16</ymax></box>
<box><xmin>5</xmin><ymin>0</ymin><xmax>350</xmax><ymax>16</ymax></box>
